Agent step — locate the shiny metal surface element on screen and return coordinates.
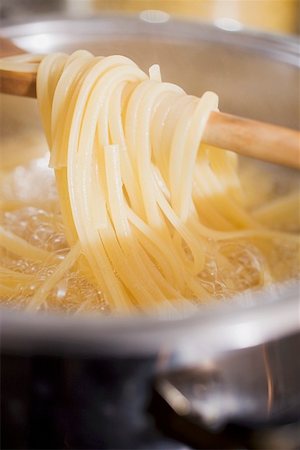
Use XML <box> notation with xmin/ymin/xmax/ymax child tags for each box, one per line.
<box><xmin>1</xmin><ymin>15</ymin><xmax>300</xmax><ymax>129</ymax></box>
<box><xmin>156</xmin><ymin>333</ymin><xmax>300</xmax><ymax>428</ymax></box>
<box><xmin>0</xmin><ymin>16</ymin><xmax>300</xmax><ymax>444</ymax></box>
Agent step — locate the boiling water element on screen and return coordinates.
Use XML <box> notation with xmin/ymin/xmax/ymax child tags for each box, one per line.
<box><xmin>1</xmin><ymin>131</ymin><xmax>299</xmax><ymax>313</ymax></box>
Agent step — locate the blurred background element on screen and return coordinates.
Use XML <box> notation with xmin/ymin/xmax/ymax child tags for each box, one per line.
<box><xmin>0</xmin><ymin>0</ymin><xmax>299</xmax><ymax>35</ymax></box>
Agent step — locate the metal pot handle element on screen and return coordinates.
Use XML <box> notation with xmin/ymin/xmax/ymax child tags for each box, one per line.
<box><xmin>155</xmin><ymin>332</ymin><xmax>300</xmax><ymax>430</ymax></box>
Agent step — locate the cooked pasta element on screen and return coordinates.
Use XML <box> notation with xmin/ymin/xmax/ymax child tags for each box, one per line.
<box><xmin>0</xmin><ymin>51</ymin><xmax>299</xmax><ymax>313</ymax></box>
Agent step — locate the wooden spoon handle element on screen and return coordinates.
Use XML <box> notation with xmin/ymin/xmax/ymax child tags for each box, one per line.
<box><xmin>0</xmin><ymin>37</ymin><xmax>36</xmax><ymax>97</ymax></box>
<box><xmin>204</xmin><ymin>112</ymin><xmax>300</xmax><ymax>169</ymax></box>
<box><xmin>0</xmin><ymin>68</ymin><xmax>36</xmax><ymax>97</ymax></box>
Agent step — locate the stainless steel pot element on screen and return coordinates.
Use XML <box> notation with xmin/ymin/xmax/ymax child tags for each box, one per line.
<box><xmin>1</xmin><ymin>15</ymin><xmax>300</xmax><ymax>449</ymax></box>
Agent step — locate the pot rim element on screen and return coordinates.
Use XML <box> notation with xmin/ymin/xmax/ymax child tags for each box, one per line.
<box><xmin>1</xmin><ymin>281</ymin><xmax>299</xmax><ymax>357</ymax></box>
<box><xmin>0</xmin><ymin>14</ymin><xmax>299</xmax><ymax>66</ymax></box>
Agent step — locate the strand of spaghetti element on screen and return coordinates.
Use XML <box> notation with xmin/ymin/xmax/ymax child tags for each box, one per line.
<box><xmin>104</xmin><ymin>70</ymin><xmax>192</xmax><ymax>304</ymax></box>
<box><xmin>102</xmin><ymin>146</ymin><xmax>165</xmax><ymax>306</ymax></box>
<box><xmin>51</xmin><ymin>51</ymin><xmax>96</xmax><ymax>167</ymax></box>
<box><xmin>70</xmin><ymin>60</ymin><xmax>170</xmax><ymax>308</ymax></box>
<box><xmin>26</xmin><ymin>242</ymin><xmax>81</xmax><ymax>310</ymax></box>
<box><xmin>126</xmin><ymin>206</ymin><xmax>187</xmax><ymax>290</ymax></box>
<box><xmin>194</xmin><ymin>162</ymin><xmax>259</xmax><ymax>228</ymax></box>
<box><xmin>104</xmin><ymin>71</ymin><xmax>197</xmax><ymax>282</ymax></box>
<box><xmin>64</xmin><ymin>58</ymin><xmax>147</xmax><ymax>310</ymax></box>
<box><xmin>104</xmin><ymin>144</ymin><xmax>179</xmax><ymax>307</ymax></box>
<box><xmin>205</xmin><ymin>146</ymin><xmax>242</xmax><ymax>202</ymax></box>
<box><xmin>37</xmin><ymin>53</ymin><xmax>68</xmax><ymax>147</ymax></box>
<box><xmin>192</xmin><ymin>152</ymin><xmax>241</xmax><ymax>231</ymax></box>
<box><xmin>37</xmin><ymin>53</ymin><xmax>81</xmax><ymax>245</ymax></box>
<box><xmin>170</xmin><ymin>92</ymin><xmax>218</xmax><ymax>220</ymax></box>
<box><xmin>0</xmin><ymin>284</ymin><xmax>39</xmax><ymax>297</ymax></box>
<box><xmin>104</xmin><ymin>72</ymin><xmax>207</xmax><ymax>290</ymax></box>
<box><xmin>126</xmin><ymin>80</ymin><xmax>183</xmax><ymax>227</ymax></box>
<box><xmin>0</xmin><ymin>266</ymin><xmax>34</xmax><ymax>286</ymax></box>
<box><xmin>149</xmin><ymin>64</ymin><xmax>162</xmax><ymax>82</ymax></box>
<box><xmin>124</xmin><ymin>80</ymin><xmax>208</xmax><ymax>278</ymax></box>
<box><xmin>154</xmin><ymin>94</ymin><xmax>194</xmax><ymax>184</ymax></box>
<box><xmin>0</xmin><ymin>226</ymin><xmax>59</xmax><ymax>263</ymax></box>
<box><xmin>108</xmin><ymin>82</ymin><xmax>188</xmax><ymax>288</ymax></box>
<box><xmin>192</xmin><ymin>182</ymin><xmax>236</xmax><ymax>230</ymax></box>
<box><xmin>0</xmin><ymin>266</ymin><xmax>42</xmax><ymax>297</ymax></box>
<box><xmin>109</xmin><ymin>81</ymin><xmax>191</xmax><ymax>285</ymax></box>
<box><xmin>108</xmin><ymin>78</ymin><xmax>148</xmax><ymax>213</ymax></box>
<box><xmin>253</xmin><ymin>191</ymin><xmax>300</xmax><ymax>228</ymax></box>
<box><xmin>154</xmin><ymin>184</ymin><xmax>207</xmax><ymax>275</ymax></box>
<box><xmin>0</xmin><ymin>199</ymin><xmax>58</xmax><ymax>211</ymax></box>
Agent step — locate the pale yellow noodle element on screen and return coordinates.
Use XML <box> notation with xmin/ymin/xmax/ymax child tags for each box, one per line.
<box><xmin>0</xmin><ymin>51</ymin><xmax>299</xmax><ymax>312</ymax></box>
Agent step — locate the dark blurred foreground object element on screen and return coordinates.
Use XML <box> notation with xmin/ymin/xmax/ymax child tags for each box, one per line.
<box><xmin>1</xmin><ymin>332</ymin><xmax>300</xmax><ymax>449</ymax></box>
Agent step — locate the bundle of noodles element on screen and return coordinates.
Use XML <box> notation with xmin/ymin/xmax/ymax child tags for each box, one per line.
<box><xmin>0</xmin><ymin>51</ymin><xmax>299</xmax><ymax>313</ymax></box>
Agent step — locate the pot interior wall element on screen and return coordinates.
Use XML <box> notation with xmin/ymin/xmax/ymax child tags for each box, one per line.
<box><xmin>4</xmin><ymin>18</ymin><xmax>299</xmax><ymax>129</ymax></box>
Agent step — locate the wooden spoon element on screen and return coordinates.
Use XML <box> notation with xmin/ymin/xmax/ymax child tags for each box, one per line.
<box><xmin>0</xmin><ymin>37</ymin><xmax>299</xmax><ymax>169</ymax></box>
<box><xmin>0</xmin><ymin>37</ymin><xmax>36</xmax><ymax>97</ymax></box>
